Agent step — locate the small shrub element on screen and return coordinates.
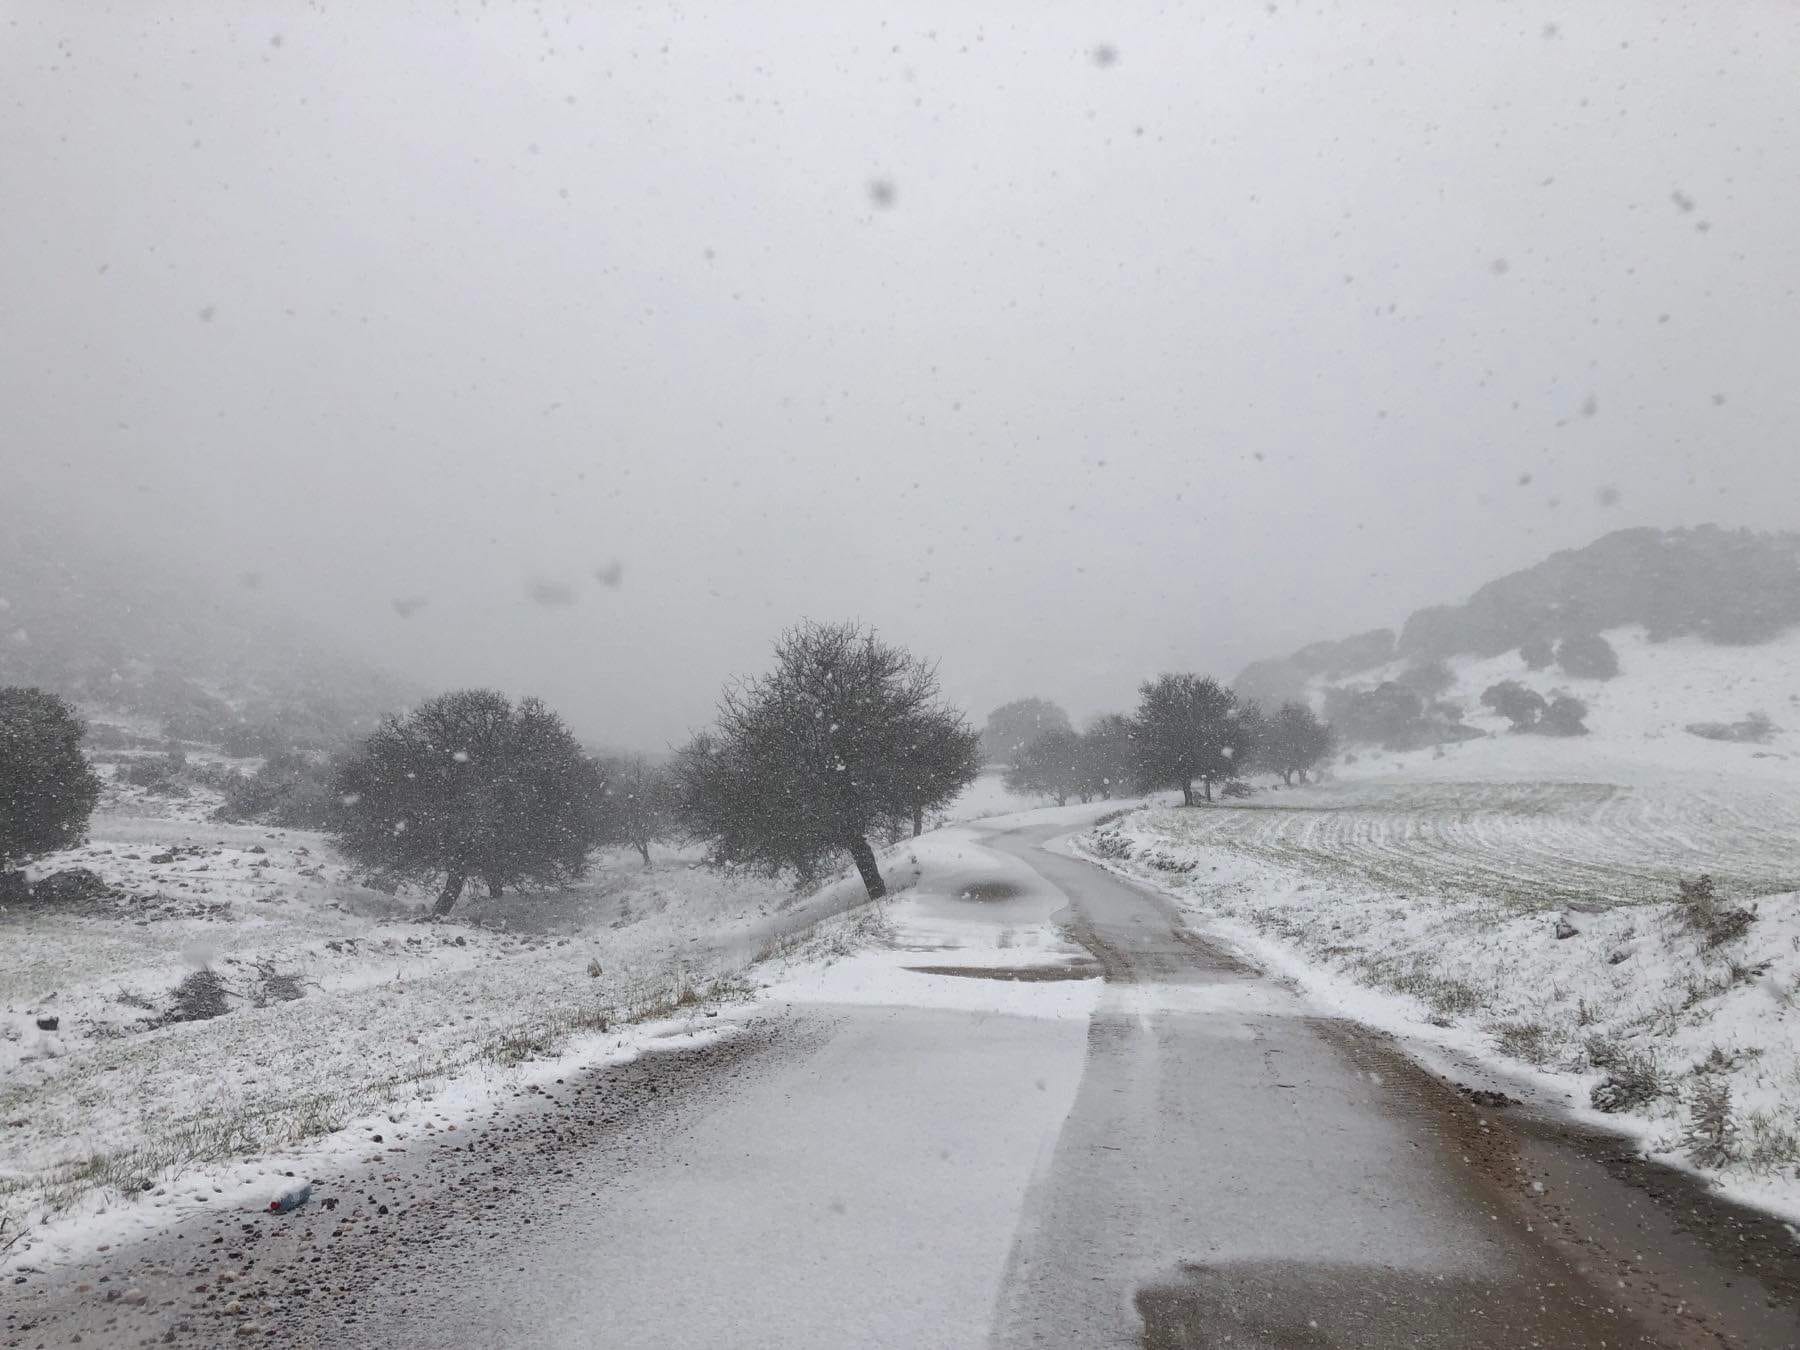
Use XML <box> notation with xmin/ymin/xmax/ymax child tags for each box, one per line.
<box><xmin>1219</xmin><ymin>780</ymin><xmax>1255</xmax><ymax>799</ymax></box>
<box><xmin>1589</xmin><ymin>1052</ymin><xmax>1664</xmax><ymax>1113</ymax></box>
<box><xmin>1691</xmin><ymin>1044</ymin><xmax>1738</xmax><ymax>1076</ymax></box>
<box><xmin>1743</xmin><ymin>1109</ymin><xmax>1800</xmax><ymax>1175</ymax></box>
<box><xmin>1086</xmin><ymin>829</ymin><xmax>1133</xmax><ymax>860</ymax></box>
<box><xmin>1584</xmin><ymin>1032</ymin><xmax>1624</xmax><ymax>1069</ymax></box>
<box><xmin>31</xmin><ymin>868</ymin><xmax>115</xmax><ymax>906</ymax></box>
<box><xmin>1681</xmin><ymin>1079</ymin><xmax>1739</xmax><ymax>1169</ymax></box>
<box><xmin>122</xmin><ymin>751</ymin><xmax>188</xmax><ymax>790</ymax></box>
<box><xmin>213</xmin><ymin>752</ymin><xmax>336</xmax><ymax>828</ymax></box>
<box><xmin>1674</xmin><ymin>874</ymin><xmax>1757</xmax><ymax>947</ymax></box>
<box><xmin>1493</xmin><ymin>1020</ymin><xmax>1552</xmax><ymax>1065</ymax></box>
<box><xmin>250</xmin><ymin>968</ymin><xmax>305</xmax><ymax>1007</ymax></box>
<box><xmin>1520</xmin><ymin>636</ymin><xmax>1555</xmax><ymax>671</ymax></box>
<box><xmin>165</xmin><ymin>969</ymin><xmax>232</xmax><ymax>1024</ymax></box>
<box><xmin>1685</xmin><ymin>711</ymin><xmax>1777</xmax><ymax>745</ymax></box>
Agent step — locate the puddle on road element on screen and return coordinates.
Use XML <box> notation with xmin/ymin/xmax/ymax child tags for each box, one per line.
<box><xmin>1135</xmin><ymin>1258</ymin><xmax>1636</xmax><ymax>1348</ymax></box>
<box><xmin>955</xmin><ymin>880</ymin><xmax>1025</xmax><ymax>902</ymax></box>
<box><xmin>903</xmin><ymin>963</ymin><xmax>1099</xmax><ymax>982</ymax></box>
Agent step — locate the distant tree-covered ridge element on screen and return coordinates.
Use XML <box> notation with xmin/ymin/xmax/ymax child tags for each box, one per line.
<box><xmin>1234</xmin><ymin>525</ymin><xmax>1800</xmax><ymax>707</ymax></box>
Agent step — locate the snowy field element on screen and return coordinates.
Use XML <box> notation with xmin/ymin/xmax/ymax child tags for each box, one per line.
<box><xmin>0</xmin><ymin>770</ymin><xmax>1048</xmax><ymax>1270</ymax></box>
<box><xmin>1076</xmin><ymin>625</ymin><xmax>1800</xmax><ymax>1217</ymax></box>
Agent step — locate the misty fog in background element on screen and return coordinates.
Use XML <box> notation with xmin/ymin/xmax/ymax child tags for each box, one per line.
<box><xmin>5</xmin><ymin>1</ymin><xmax>1798</xmax><ymax>748</ymax></box>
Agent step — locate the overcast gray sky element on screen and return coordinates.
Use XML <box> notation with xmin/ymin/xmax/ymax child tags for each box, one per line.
<box><xmin>6</xmin><ymin>1</ymin><xmax>1799</xmax><ymax>748</ymax></box>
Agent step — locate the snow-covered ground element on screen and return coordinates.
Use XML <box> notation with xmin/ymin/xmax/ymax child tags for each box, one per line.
<box><xmin>1075</xmin><ymin>624</ymin><xmax>1800</xmax><ymax>1219</ymax></box>
<box><xmin>0</xmin><ymin>773</ymin><xmax>1045</xmax><ymax>1272</ymax></box>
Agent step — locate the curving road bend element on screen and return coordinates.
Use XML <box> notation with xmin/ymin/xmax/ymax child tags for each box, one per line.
<box><xmin>9</xmin><ymin>817</ymin><xmax>1798</xmax><ymax>1349</ymax></box>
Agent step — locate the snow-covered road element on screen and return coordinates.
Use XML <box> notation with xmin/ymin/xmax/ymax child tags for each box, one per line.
<box><xmin>10</xmin><ymin>814</ymin><xmax>1799</xmax><ymax>1348</ymax></box>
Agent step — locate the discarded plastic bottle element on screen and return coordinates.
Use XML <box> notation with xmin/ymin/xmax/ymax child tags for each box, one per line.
<box><xmin>269</xmin><ymin>1183</ymin><xmax>312</xmax><ymax>1214</ymax></box>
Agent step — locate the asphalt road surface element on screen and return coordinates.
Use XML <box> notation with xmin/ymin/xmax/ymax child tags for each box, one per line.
<box><xmin>10</xmin><ymin>818</ymin><xmax>1799</xmax><ymax>1348</ymax></box>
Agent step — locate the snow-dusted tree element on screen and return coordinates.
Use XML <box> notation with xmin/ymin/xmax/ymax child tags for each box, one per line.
<box><xmin>895</xmin><ymin>706</ymin><xmax>982</xmax><ymax>836</ymax></box>
<box><xmin>1394</xmin><ymin>659</ymin><xmax>1454</xmax><ymax>700</ymax></box>
<box><xmin>1538</xmin><ymin>693</ymin><xmax>1590</xmax><ymax>737</ymax></box>
<box><xmin>1556</xmin><ymin>632</ymin><xmax>1620</xmax><ymax>680</ymax></box>
<box><xmin>674</xmin><ymin>621</ymin><xmax>978</xmax><ymax>899</ymax></box>
<box><xmin>1480</xmin><ymin>680</ymin><xmax>1547</xmax><ymax>732</ymax></box>
<box><xmin>597</xmin><ymin>755</ymin><xmax>677</xmax><ymax>867</ymax></box>
<box><xmin>1131</xmin><ymin>674</ymin><xmax>1251</xmax><ymax>805</ymax></box>
<box><xmin>980</xmin><ymin>697</ymin><xmax>1072</xmax><ymax>764</ymax></box>
<box><xmin>1519</xmin><ymin>636</ymin><xmax>1555</xmax><ymax>671</ymax></box>
<box><xmin>1079</xmin><ymin>714</ymin><xmax>1138</xmax><ymax>799</ymax></box>
<box><xmin>1005</xmin><ymin>729</ymin><xmax>1087</xmax><ymax>805</ymax></box>
<box><xmin>1263</xmin><ymin>701</ymin><xmax>1336</xmax><ymax>785</ymax></box>
<box><xmin>331</xmin><ymin>690</ymin><xmax>604</xmax><ymax>914</ymax></box>
<box><xmin>0</xmin><ymin>687</ymin><xmax>101</xmax><ymax>875</ymax></box>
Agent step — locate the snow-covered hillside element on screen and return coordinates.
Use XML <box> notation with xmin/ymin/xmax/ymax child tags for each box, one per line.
<box><xmin>1322</xmin><ymin>623</ymin><xmax>1800</xmax><ymax>784</ymax></box>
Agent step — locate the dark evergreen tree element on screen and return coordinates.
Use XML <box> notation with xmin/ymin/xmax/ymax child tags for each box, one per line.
<box><xmin>0</xmin><ymin>687</ymin><xmax>101</xmax><ymax>874</ymax></box>
<box><xmin>330</xmin><ymin>690</ymin><xmax>604</xmax><ymax>914</ymax></box>
<box><xmin>674</xmin><ymin>621</ymin><xmax>978</xmax><ymax>899</ymax></box>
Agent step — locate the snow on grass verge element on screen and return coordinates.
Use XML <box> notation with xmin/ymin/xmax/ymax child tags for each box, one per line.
<box><xmin>0</xmin><ymin>810</ymin><xmax>910</xmax><ymax>1272</ymax></box>
<box><xmin>1073</xmin><ymin>783</ymin><xmax>1800</xmax><ymax>1222</ymax></box>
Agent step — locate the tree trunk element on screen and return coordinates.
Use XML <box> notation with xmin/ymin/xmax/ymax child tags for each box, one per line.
<box><xmin>912</xmin><ymin>804</ymin><xmax>923</xmax><ymax>838</ymax></box>
<box><xmin>1297</xmin><ymin>768</ymin><xmax>1308</xmax><ymax>784</ymax></box>
<box><xmin>636</xmin><ymin>840</ymin><xmax>652</xmax><ymax>869</ymax></box>
<box><xmin>1283</xmin><ymin>769</ymin><xmax>1295</xmax><ymax>786</ymax></box>
<box><xmin>846</xmin><ymin>836</ymin><xmax>886</xmax><ymax>900</ymax></box>
<box><xmin>433</xmin><ymin>870</ymin><xmax>466</xmax><ymax>915</ymax></box>
<box><xmin>1201</xmin><ymin>778</ymin><xmax>1213</xmax><ymax>803</ymax></box>
<box><xmin>485</xmin><ymin>876</ymin><xmax>503</xmax><ymax>899</ymax></box>
<box><xmin>1180</xmin><ymin>780</ymin><xmax>1194</xmax><ymax>807</ymax></box>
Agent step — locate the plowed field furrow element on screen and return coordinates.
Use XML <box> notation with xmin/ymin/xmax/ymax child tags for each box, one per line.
<box><xmin>1148</xmin><ymin>781</ymin><xmax>1800</xmax><ymax>912</ymax></box>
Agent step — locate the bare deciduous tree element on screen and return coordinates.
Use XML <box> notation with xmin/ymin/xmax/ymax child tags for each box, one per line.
<box><xmin>598</xmin><ymin>755</ymin><xmax>677</xmax><ymax>867</ymax></box>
